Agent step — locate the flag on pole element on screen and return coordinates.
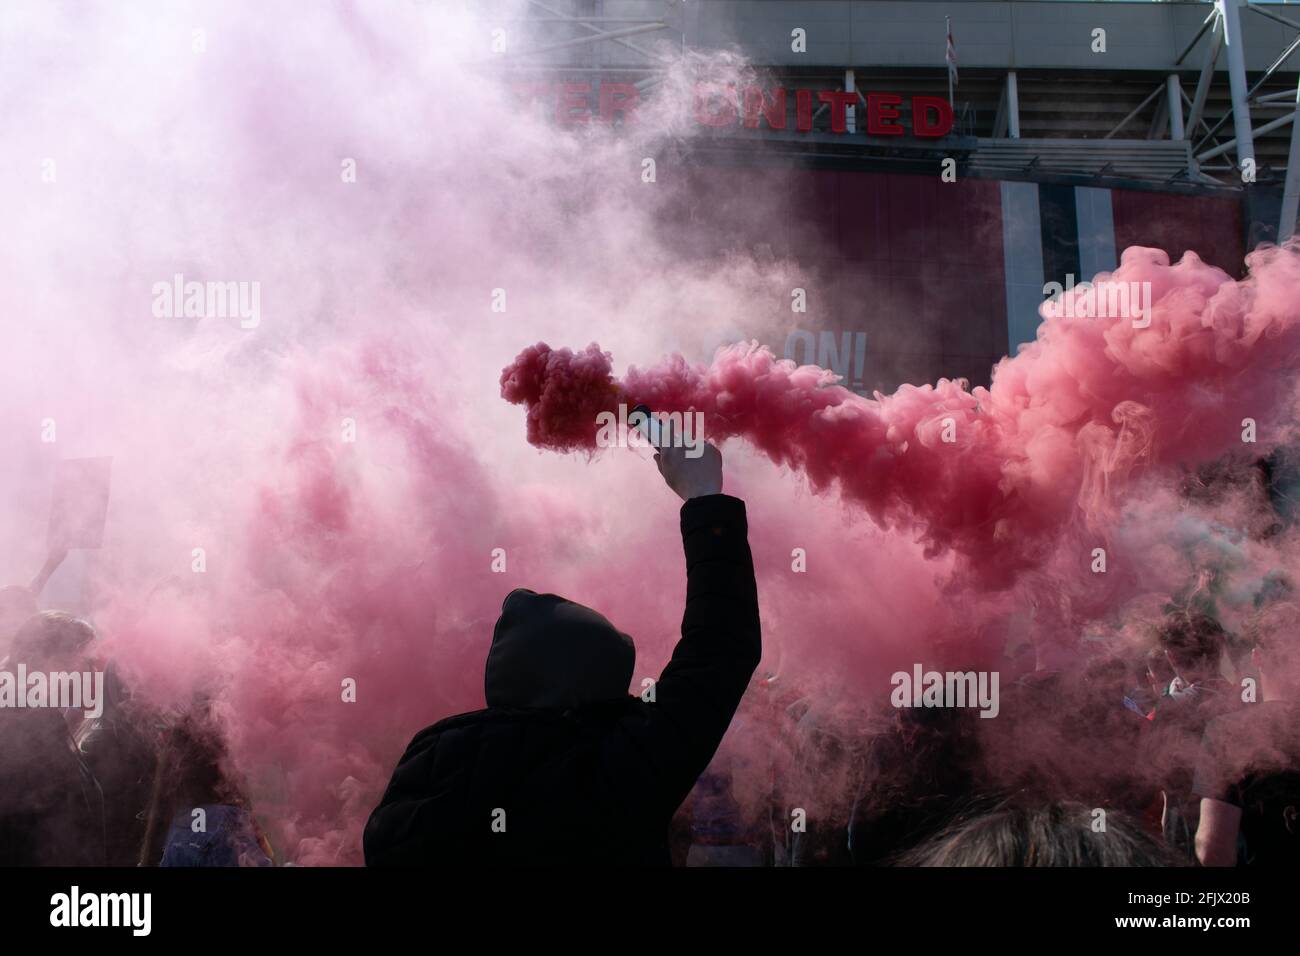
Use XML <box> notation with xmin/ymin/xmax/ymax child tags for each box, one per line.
<box><xmin>945</xmin><ymin>20</ymin><xmax>958</xmax><ymax>88</ymax></box>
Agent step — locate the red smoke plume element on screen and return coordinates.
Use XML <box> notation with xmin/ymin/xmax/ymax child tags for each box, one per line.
<box><xmin>503</xmin><ymin>245</ymin><xmax>1300</xmax><ymax>588</ymax></box>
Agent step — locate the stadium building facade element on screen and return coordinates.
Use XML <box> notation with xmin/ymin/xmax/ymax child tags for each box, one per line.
<box><xmin>500</xmin><ymin>0</ymin><xmax>1300</xmax><ymax>391</ymax></box>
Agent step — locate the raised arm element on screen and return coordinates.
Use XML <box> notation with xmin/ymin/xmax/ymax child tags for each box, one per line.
<box><xmin>615</xmin><ymin>442</ymin><xmax>762</xmax><ymax>814</ymax></box>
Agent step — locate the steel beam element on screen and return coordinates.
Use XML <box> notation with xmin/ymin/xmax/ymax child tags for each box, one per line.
<box><xmin>1104</xmin><ymin>85</ymin><xmax>1162</xmax><ymax>139</ymax></box>
<box><xmin>526</xmin><ymin>0</ymin><xmax>671</xmax><ymax>65</ymax></box>
<box><xmin>1007</xmin><ymin>71</ymin><xmax>1021</xmax><ymax>139</ymax></box>
<box><xmin>1247</xmin><ymin>4</ymin><xmax>1300</xmax><ymax>34</ymax></box>
<box><xmin>1281</xmin><ymin>76</ymin><xmax>1300</xmax><ymax>241</ymax></box>
<box><xmin>1176</xmin><ymin>7</ymin><xmax>1220</xmax><ymax>66</ymax></box>
<box><xmin>1196</xmin><ymin>111</ymin><xmax>1294</xmax><ymax>161</ymax></box>
<box><xmin>1167</xmin><ymin>74</ymin><xmax>1186</xmax><ymax>140</ymax></box>
<box><xmin>509</xmin><ymin>23</ymin><xmax>668</xmax><ymax>57</ymax></box>
<box><xmin>845</xmin><ymin>69</ymin><xmax>857</xmax><ymax>134</ymax></box>
<box><xmin>1218</xmin><ymin>0</ymin><xmax>1256</xmax><ymax>174</ymax></box>
<box><xmin>1187</xmin><ymin>13</ymin><xmax>1224</xmax><ymax>137</ymax></box>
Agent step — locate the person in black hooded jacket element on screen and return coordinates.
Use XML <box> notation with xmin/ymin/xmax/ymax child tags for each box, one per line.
<box><xmin>363</xmin><ymin>441</ymin><xmax>760</xmax><ymax>866</ymax></box>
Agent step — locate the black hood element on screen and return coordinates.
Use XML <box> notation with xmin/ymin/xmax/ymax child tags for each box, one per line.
<box><xmin>485</xmin><ymin>589</ymin><xmax>635</xmax><ymax>710</ymax></box>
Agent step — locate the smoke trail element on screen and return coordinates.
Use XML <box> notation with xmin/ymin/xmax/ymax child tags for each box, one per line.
<box><xmin>502</xmin><ymin>244</ymin><xmax>1300</xmax><ymax>589</ymax></box>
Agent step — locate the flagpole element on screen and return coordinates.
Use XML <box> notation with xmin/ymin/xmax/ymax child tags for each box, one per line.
<box><xmin>946</xmin><ymin>17</ymin><xmax>954</xmax><ymax>111</ymax></box>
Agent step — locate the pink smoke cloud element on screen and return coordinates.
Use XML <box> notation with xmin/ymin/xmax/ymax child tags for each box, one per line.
<box><xmin>502</xmin><ymin>244</ymin><xmax>1300</xmax><ymax>590</ymax></box>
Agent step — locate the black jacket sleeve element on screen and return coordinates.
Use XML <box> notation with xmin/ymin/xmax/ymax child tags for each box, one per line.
<box><xmin>612</xmin><ymin>493</ymin><xmax>761</xmax><ymax>816</ymax></box>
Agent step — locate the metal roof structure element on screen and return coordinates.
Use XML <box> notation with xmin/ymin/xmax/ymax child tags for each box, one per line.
<box><xmin>490</xmin><ymin>1</ymin><xmax>1300</xmax><ymax>237</ymax></box>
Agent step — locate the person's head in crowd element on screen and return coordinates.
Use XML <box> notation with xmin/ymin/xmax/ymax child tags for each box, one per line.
<box><xmin>154</xmin><ymin>702</ymin><xmax>274</xmax><ymax>866</ymax></box>
<box><xmin>485</xmin><ymin>588</ymin><xmax>635</xmax><ymax>710</ymax></box>
<box><xmin>897</xmin><ymin>799</ymin><xmax>1188</xmax><ymax>867</ymax></box>
<box><xmin>849</xmin><ymin>705</ymin><xmax>982</xmax><ymax>866</ymax></box>
<box><xmin>8</xmin><ymin>610</ymin><xmax>96</xmax><ymax>671</ymax></box>
<box><xmin>166</xmin><ymin>707</ymin><xmax>248</xmax><ymax>810</ymax></box>
<box><xmin>1247</xmin><ymin>602</ymin><xmax>1300</xmax><ymax>701</ymax></box>
<box><xmin>1158</xmin><ymin>612</ymin><xmax>1226</xmax><ymax>688</ymax></box>
<box><xmin>0</xmin><ymin>585</ymin><xmax>39</xmax><ymax>647</ymax></box>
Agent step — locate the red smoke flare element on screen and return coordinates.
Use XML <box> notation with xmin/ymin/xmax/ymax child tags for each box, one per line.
<box><xmin>502</xmin><ymin>245</ymin><xmax>1300</xmax><ymax>588</ymax></box>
